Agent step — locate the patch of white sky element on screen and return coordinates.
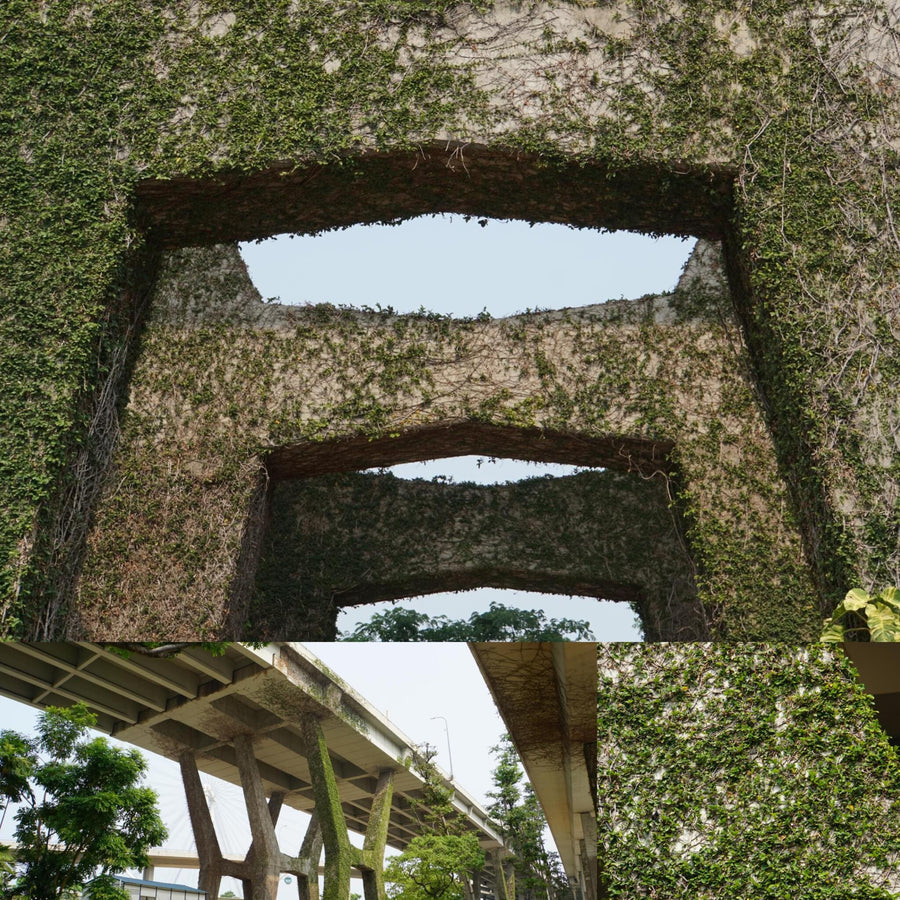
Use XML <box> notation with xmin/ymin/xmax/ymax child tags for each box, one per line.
<box><xmin>0</xmin><ymin>644</ymin><xmax>512</xmax><ymax>899</ymax></box>
<box><xmin>240</xmin><ymin>215</ymin><xmax>696</xmax><ymax>642</ymax></box>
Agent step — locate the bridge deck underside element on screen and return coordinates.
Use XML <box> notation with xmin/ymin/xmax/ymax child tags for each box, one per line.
<box><xmin>0</xmin><ymin>642</ymin><xmax>502</xmax><ymax>858</ymax></box>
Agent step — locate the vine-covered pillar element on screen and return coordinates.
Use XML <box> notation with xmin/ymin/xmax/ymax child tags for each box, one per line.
<box><xmin>301</xmin><ymin>712</ymin><xmax>354</xmax><ymax>900</ymax></box>
<box><xmin>179</xmin><ymin>751</ymin><xmax>224</xmax><ymax>900</ymax></box>
<box><xmin>491</xmin><ymin>850</ymin><xmax>515</xmax><ymax>900</ymax></box>
<box><xmin>289</xmin><ymin>810</ymin><xmax>324</xmax><ymax>900</ymax></box>
<box><xmin>234</xmin><ymin>733</ymin><xmax>283</xmax><ymax>900</ymax></box>
<box><xmin>358</xmin><ymin>768</ymin><xmax>395</xmax><ymax>900</ymax></box>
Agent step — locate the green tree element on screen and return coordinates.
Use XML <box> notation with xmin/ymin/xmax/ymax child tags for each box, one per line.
<box><xmin>340</xmin><ymin>603</ymin><xmax>594</xmax><ymax>641</ymax></box>
<box><xmin>1</xmin><ymin>728</ymin><xmax>37</xmax><ymax>896</ymax></box>
<box><xmin>0</xmin><ymin>731</ymin><xmax>34</xmax><ymax>811</ymax></box>
<box><xmin>407</xmin><ymin>745</ymin><xmax>466</xmax><ymax>837</ymax></box>
<box><xmin>384</xmin><ymin>834</ymin><xmax>485</xmax><ymax>900</ymax></box>
<box><xmin>487</xmin><ymin>737</ymin><xmax>569</xmax><ymax>900</ymax></box>
<box><xmin>385</xmin><ymin>747</ymin><xmax>484</xmax><ymax>900</ymax></box>
<box><xmin>0</xmin><ymin>703</ymin><xmax>167</xmax><ymax>900</ymax></box>
<box><xmin>0</xmin><ymin>846</ymin><xmax>15</xmax><ymax>894</ymax></box>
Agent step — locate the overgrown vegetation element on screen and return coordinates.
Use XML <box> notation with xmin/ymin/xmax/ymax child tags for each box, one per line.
<box><xmin>341</xmin><ymin>602</ymin><xmax>594</xmax><ymax>641</ymax></box>
<box><xmin>2</xmin><ymin>0</ymin><xmax>897</xmax><ymax>638</ymax></box>
<box><xmin>0</xmin><ymin>703</ymin><xmax>166</xmax><ymax>900</ymax></box>
<box><xmin>487</xmin><ymin>736</ymin><xmax>570</xmax><ymax>900</ymax></box>
<box><xmin>597</xmin><ymin>644</ymin><xmax>900</xmax><ymax>898</ymax></box>
<box><xmin>821</xmin><ymin>587</ymin><xmax>900</xmax><ymax>642</ymax></box>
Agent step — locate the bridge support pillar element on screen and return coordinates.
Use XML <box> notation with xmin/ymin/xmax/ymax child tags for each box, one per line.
<box><xmin>241</xmin><ymin>789</ymin><xmax>287</xmax><ymax>900</ymax></box>
<box><xmin>301</xmin><ymin>712</ymin><xmax>357</xmax><ymax>900</ymax></box>
<box><xmin>491</xmin><ymin>850</ymin><xmax>515</xmax><ymax>900</ymax></box>
<box><xmin>234</xmin><ymin>733</ymin><xmax>282</xmax><ymax>900</ymax></box>
<box><xmin>467</xmin><ymin>866</ymin><xmax>482</xmax><ymax>900</ymax></box>
<box><xmin>284</xmin><ymin>809</ymin><xmax>324</xmax><ymax>900</ymax></box>
<box><xmin>358</xmin><ymin>768</ymin><xmax>395</xmax><ymax>900</ymax></box>
<box><xmin>579</xmin><ymin>812</ymin><xmax>597</xmax><ymax>900</ymax></box>
<box><xmin>179</xmin><ymin>751</ymin><xmax>225</xmax><ymax>900</ymax></box>
<box><xmin>179</xmin><ymin>721</ymin><xmax>399</xmax><ymax>900</ymax></box>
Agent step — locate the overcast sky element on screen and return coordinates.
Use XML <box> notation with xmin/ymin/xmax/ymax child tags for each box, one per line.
<box><xmin>0</xmin><ymin>643</ymin><xmax>526</xmax><ymax>897</ymax></box>
<box><xmin>240</xmin><ymin>216</ymin><xmax>695</xmax><ymax>641</ymax></box>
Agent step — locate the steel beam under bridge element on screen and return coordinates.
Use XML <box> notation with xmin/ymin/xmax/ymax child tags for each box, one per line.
<box><xmin>0</xmin><ymin>642</ymin><xmax>508</xmax><ymax>900</ymax></box>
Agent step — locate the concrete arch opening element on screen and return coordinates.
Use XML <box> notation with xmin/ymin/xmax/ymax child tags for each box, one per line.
<box><xmin>250</xmin><ymin>435</ymin><xmax>700</xmax><ymax>641</ymax></box>
<box><xmin>135</xmin><ymin>145</ymin><xmax>732</xmax><ymax>249</ymax></box>
<box><xmin>237</xmin><ymin>213</ymin><xmax>696</xmax><ymax>319</ymax></box>
<box><xmin>335</xmin><ymin>588</ymin><xmax>642</xmax><ymax>642</ymax></box>
<box><xmin>65</xmin><ymin>145</ymin><xmax>813</xmax><ymax>642</ymax></box>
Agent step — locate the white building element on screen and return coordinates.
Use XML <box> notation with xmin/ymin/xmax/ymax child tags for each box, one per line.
<box><xmin>84</xmin><ymin>876</ymin><xmax>207</xmax><ymax>900</ymax></box>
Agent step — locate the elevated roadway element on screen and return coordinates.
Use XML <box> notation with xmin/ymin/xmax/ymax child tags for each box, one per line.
<box><xmin>0</xmin><ymin>642</ymin><xmax>507</xmax><ymax>900</ymax></box>
<box><xmin>471</xmin><ymin>643</ymin><xmax>597</xmax><ymax>900</ymax></box>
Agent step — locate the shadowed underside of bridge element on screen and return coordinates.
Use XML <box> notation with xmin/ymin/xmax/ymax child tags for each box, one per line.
<box><xmin>471</xmin><ymin>643</ymin><xmax>598</xmax><ymax>900</ymax></box>
<box><xmin>0</xmin><ymin>642</ymin><xmax>507</xmax><ymax>900</ymax></box>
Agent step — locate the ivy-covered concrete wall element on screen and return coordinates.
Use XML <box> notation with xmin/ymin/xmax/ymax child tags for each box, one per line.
<box><xmin>1</xmin><ymin>0</ymin><xmax>897</xmax><ymax>638</ymax></box>
<box><xmin>597</xmin><ymin>644</ymin><xmax>900</xmax><ymax>898</ymax></box>
<box><xmin>73</xmin><ymin>240</ymin><xmax>809</xmax><ymax>640</ymax></box>
<box><xmin>252</xmin><ymin>468</ymin><xmax>700</xmax><ymax>640</ymax></box>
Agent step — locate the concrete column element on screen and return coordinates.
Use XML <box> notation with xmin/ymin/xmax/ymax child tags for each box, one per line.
<box><xmin>491</xmin><ymin>850</ymin><xmax>515</xmax><ymax>900</ymax></box>
<box><xmin>301</xmin><ymin>713</ymin><xmax>353</xmax><ymax>900</ymax></box>
<box><xmin>180</xmin><ymin>751</ymin><xmax>224</xmax><ymax>900</ymax></box>
<box><xmin>359</xmin><ymin>769</ymin><xmax>394</xmax><ymax>900</ymax></box>
<box><xmin>295</xmin><ymin>810</ymin><xmax>324</xmax><ymax>900</ymax></box>
<box><xmin>579</xmin><ymin>813</ymin><xmax>597</xmax><ymax>900</ymax></box>
<box><xmin>242</xmin><ymin>791</ymin><xmax>287</xmax><ymax>900</ymax></box>
<box><xmin>234</xmin><ymin>733</ymin><xmax>282</xmax><ymax>900</ymax></box>
<box><xmin>469</xmin><ymin>867</ymin><xmax>483</xmax><ymax>900</ymax></box>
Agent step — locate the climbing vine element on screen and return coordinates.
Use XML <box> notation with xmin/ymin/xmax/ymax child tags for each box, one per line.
<box><xmin>1</xmin><ymin>0</ymin><xmax>897</xmax><ymax>638</ymax></box>
<box><xmin>597</xmin><ymin>644</ymin><xmax>900</xmax><ymax>898</ymax></box>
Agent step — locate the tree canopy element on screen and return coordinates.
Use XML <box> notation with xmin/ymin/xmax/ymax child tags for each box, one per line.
<box><xmin>340</xmin><ymin>602</ymin><xmax>594</xmax><ymax>641</ymax></box>
<box><xmin>487</xmin><ymin>736</ymin><xmax>570</xmax><ymax>900</ymax></box>
<box><xmin>0</xmin><ymin>703</ymin><xmax>167</xmax><ymax>900</ymax></box>
<box><xmin>385</xmin><ymin>834</ymin><xmax>485</xmax><ymax>900</ymax></box>
<box><xmin>384</xmin><ymin>745</ymin><xmax>485</xmax><ymax>900</ymax></box>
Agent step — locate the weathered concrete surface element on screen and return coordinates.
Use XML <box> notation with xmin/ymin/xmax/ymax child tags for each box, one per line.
<box><xmin>252</xmin><ymin>469</ymin><xmax>700</xmax><ymax>640</ymax></box>
<box><xmin>72</xmin><ymin>239</ymin><xmax>814</xmax><ymax>640</ymax></box>
<box><xmin>4</xmin><ymin>0</ymin><xmax>897</xmax><ymax>637</ymax></box>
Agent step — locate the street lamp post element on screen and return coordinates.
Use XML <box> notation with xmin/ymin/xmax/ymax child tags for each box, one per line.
<box><xmin>430</xmin><ymin>715</ymin><xmax>454</xmax><ymax>781</ymax></box>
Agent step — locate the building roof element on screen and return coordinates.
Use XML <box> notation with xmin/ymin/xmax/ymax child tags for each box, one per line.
<box><xmin>108</xmin><ymin>876</ymin><xmax>205</xmax><ymax>893</ymax></box>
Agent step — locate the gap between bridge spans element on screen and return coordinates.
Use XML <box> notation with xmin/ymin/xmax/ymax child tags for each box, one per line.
<box><xmin>236</xmin><ymin>216</ymin><xmax>696</xmax><ymax>319</ymax></box>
